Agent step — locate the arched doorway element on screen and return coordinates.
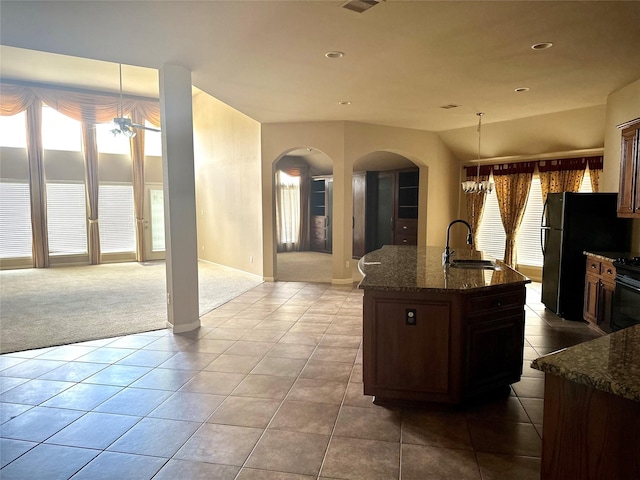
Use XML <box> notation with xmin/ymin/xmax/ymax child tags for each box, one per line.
<box><xmin>273</xmin><ymin>147</ymin><xmax>336</xmax><ymax>283</ymax></box>
<box><xmin>352</xmin><ymin>151</ymin><xmax>422</xmax><ymax>258</ymax></box>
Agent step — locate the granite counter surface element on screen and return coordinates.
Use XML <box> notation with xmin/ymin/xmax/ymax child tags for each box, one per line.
<box><xmin>532</xmin><ymin>325</ymin><xmax>640</xmax><ymax>402</ymax></box>
<box><xmin>583</xmin><ymin>251</ymin><xmax>640</xmax><ymax>262</ymax></box>
<box><xmin>358</xmin><ymin>245</ymin><xmax>530</xmax><ymax>293</ymax></box>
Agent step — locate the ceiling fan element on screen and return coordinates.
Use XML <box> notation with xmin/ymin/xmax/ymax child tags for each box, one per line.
<box><xmin>111</xmin><ymin>64</ymin><xmax>160</xmax><ymax>138</ymax></box>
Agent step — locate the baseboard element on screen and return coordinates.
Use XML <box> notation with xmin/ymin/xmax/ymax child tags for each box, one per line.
<box><xmin>332</xmin><ymin>277</ymin><xmax>356</xmax><ymax>285</ymax></box>
<box><xmin>166</xmin><ymin>319</ymin><xmax>201</xmax><ymax>333</ymax></box>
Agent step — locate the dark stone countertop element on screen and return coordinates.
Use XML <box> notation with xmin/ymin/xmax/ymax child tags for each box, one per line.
<box><xmin>532</xmin><ymin>325</ymin><xmax>640</xmax><ymax>402</ymax></box>
<box><xmin>583</xmin><ymin>251</ymin><xmax>640</xmax><ymax>262</ymax></box>
<box><xmin>357</xmin><ymin>245</ymin><xmax>530</xmax><ymax>293</ymax></box>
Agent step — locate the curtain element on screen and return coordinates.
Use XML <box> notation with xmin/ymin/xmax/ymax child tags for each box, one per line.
<box><xmin>588</xmin><ymin>156</ymin><xmax>603</xmax><ymax>192</ymax></box>
<box><xmin>538</xmin><ymin>157</ymin><xmax>587</xmax><ymax>204</ymax></box>
<box><xmin>1</xmin><ymin>81</ymin><xmax>160</xmax><ymax>266</ymax></box>
<box><xmin>275</xmin><ymin>170</ymin><xmax>302</xmax><ymax>252</ymax></box>
<box><xmin>493</xmin><ymin>162</ymin><xmax>535</xmax><ymax>268</ymax></box>
<box><xmin>130</xmin><ymin>110</ymin><xmax>146</xmax><ymax>261</ymax></box>
<box><xmin>81</xmin><ymin>121</ymin><xmax>101</xmax><ymax>264</ymax></box>
<box><xmin>463</xmin><ymin>165</ymin><xmax>491</xmax><ymax>246</ymax></box>
<box><xmin>25</xmin><ymin>100</ymin><xmax>49</xmax><ymax>268</ymax></box>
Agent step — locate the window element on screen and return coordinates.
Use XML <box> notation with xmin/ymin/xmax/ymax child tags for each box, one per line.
<box><xmin>98</xmin><ymin>184</ymin><xmax>136</xmax><ymax>253</ymax></box>
<box><xmin>0</xmin><ymin>182</ymin><xmax>32</xmax><ymax>258</ymax></box>
<box><xmin>96</xmin><ymin>123</ymin><xmax>130</xmax><ymax>155</ymax></box>
<box><xmin>150</xmin><ymin>188</ymin><xmax>165</xmax><ymax>252</ymax></box>
<box><xmin>145</xmin><ymin>121</ymin><xmax>162</xmax><ymax>157</ymax></box>
<box><xmin>42</xmin><ymin>105</ymin><xmax>82</xmax><ymax>152</ymax></box>
<box><xmin>0</xmin><ymin>112</ymin><xmax>27</xmax><ymax>148</ymax></box>
<box><xmin>476</xmin><ymin>181</ymin><xmax>506</xmax><ymax>261</ymax></box>
<box><xmin>477</xmin><ymin>169</ymin><xmax>593</xmax><ymax>267</ymax></box>
<box><xmin>46</xmin><ymin>182</ymin><xmax>87</xmax><ymax>255</ymax></box>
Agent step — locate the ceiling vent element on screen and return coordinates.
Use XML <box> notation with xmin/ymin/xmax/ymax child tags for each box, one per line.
<box><xmin>440</xmin><ymin>104</ymin><xmax>460</xmax><ymax>110</ymax></box>
<box><xmin>342</xmin><ymin>0</ymin><xmax>383</xmax><ymax>14</ymax></box>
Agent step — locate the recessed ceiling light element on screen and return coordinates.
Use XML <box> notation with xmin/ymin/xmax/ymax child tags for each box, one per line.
<box><xmin>325</xmin><ymin>51</ymin><xmax>345</xmax><ymax>59</ymax></box>
<box><xmin>338</xmin><ymin>101</ymin><xmax>351</xmax><ymax>105</ymax></box>
<box><xmin>531</xmin><ymin>42</ymin><xmax>553</xmax><ymax>50</ymax></box>
<box><xmin>514</xmin><ymin>87</ymin><xmax>530</xmax><ymax>93</ymax></box>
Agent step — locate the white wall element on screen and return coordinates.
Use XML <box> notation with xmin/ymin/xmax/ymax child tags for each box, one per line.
<box><xmin>192</xmin><ymin>89</ymin><xmax>264</xmax><ymax>276</ymax></box>
<box><xmin>261</xmin><ymin>121</ymin><xmax>460</xmax><ymax>282</ymax></box>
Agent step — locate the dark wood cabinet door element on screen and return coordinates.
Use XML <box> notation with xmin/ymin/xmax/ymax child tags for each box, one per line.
<box><xmin>465</xmin><ymin>313</ymin><xmax>524</xmax><ymax>395</ymax></box>
<box><xmin>367</xmin><ymin>299</ymin><xmax>451</xmax><ymax>394</ymax></box>
<box><xmin>583</xmin><ymin>273</ymin><xmax>599</xmax><ymax>326</ymax></box>
<box><xmin>618</xmin><ymin>127</ymin><xmax>637</xmax><ymax>215</ymax></box>
<box><xmin>352</xmin><ymin>172</ymin><xmax>366</xmax><ymax>258</ymax></box>
<box><xmin>599</xmin><ymin>280</ymin><xmax>615</xmax><ymax>333</ymax></box>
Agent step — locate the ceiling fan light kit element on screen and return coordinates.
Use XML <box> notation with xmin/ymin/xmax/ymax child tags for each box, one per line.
<box><xmin>111</xmin><ymin>64</ymin><xmax>160</xmax><ymax>138</ymax></box>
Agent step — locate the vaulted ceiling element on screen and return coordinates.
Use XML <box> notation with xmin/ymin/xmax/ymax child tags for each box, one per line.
<box><xmin>1</xmin><ymin>1</ymin><xmax>639</xmax><ymax>161</ymax></box>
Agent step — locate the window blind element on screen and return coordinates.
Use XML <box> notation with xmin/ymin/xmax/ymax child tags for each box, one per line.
<box><xmin>0</xmin><ymin>182</ymin><xmax>33</xmax><ymax>258</ymax></box>
<box><xmin>46</xmin><ymin>182</ymin><xmax>87</xmax><ymax>255</ymax></box>
<box><xmin>98</xmin><ymin>184</ymin><xmax>136</xmax><ymax>253</ymax></box>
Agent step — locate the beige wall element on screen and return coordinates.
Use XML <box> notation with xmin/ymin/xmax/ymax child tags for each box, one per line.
<box><xmin>603</xmin><ymin>78</ymin><xmax>640</xmax><ymax>250</ymax></box>
<box><xmin>261</xmin><ymin>121</ymin><xmax>460</xmax><ymax>282</ymax></box>
<box><xmin>192</xmin><ymin>89</ymin><xmax>264</xmax><ymax>276</ymax></box>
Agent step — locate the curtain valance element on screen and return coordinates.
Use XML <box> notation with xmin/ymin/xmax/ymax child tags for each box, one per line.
<box><xmin>538</xmin><ymin>157</ymin><xmax>588</xmax><ymax>172</ymax></box>
<box><xmin>492</xmin><ymin>162</ymin><xmax>537</xmax><ymax>176</ymax></box>
<box><xmin>0</xmin><ymin>81</ymin><xmax>161</xmax><ymax>127</ymax></box>
<box><xmin>464</xmin><ymin>165</ymin><xmax>492</xmax><ymax>179</ymax></box>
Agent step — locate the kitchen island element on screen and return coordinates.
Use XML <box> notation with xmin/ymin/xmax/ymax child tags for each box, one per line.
<box><xmin>532</xmin><ymin>325</ymin><xmax>640</xmax><ymax>480</ymax></box>
<box><xmin>358</xmin><ymin>245</ymin><xmax>530</xmax><ymax>405</ymax></box>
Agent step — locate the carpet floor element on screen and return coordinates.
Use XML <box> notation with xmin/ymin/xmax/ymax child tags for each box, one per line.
<box><xmin>0</xmin><ymin>261</ymin><xmax>263</xmax><ymax>354</ymax></box>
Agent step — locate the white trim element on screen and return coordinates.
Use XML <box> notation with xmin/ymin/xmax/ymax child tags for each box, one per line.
<box><xmin>166</xmin><ymin>319</ymin><xmax>200</xmax><ymax>334</ymax></box>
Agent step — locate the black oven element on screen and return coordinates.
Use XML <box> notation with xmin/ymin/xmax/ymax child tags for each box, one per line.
<box><xmin>612</xmin><ymin>259</ymin><xmax>640</xmax><ymax>331</ymax></box>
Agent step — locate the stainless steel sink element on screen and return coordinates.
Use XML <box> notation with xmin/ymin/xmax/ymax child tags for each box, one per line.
<box><xmin>450</xmin><ymin>259</ymin><xmax>501</xmax><ymax>270</ymax></box>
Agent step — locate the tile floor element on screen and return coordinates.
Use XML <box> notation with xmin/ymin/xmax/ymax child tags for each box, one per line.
<box><xmin>0</xmin><ymin>281</ymin><xmax>601</xmax><ymax>479</ymax></box>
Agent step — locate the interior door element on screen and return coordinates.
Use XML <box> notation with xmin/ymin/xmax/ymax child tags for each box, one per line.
<box><xmin>144</xmin><ymin>185</ymin><xmax>165</xmax><ymax>261</ymax></box>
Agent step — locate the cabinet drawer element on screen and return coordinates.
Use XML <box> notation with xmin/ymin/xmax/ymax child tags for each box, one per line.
<box><xmin>601</xmin><ymin>261</ymin><xmax>616</xmax><ymax>282</ymax></box>
<box><xmin>395</xmin><ymin>234</ymin><xmax>417</xmax><ymax>245</ymax></box>
<box><xmin>466</xmin><ymin>289</ymin><xmax>525</xmax><ymax>317</ymax></box>
<box><xmin>311</xmin><ymin>237</ymin><xmax>325</xmax><ymax>250</ymax></box>
<box><xmin>395</xmin><ymin>219</ymin><xmax>417</xmax><ymax>236</ymax></box>
<box><xmin>311</xmin><ymin>228</ymin><xmax>325</xmax><ymax>240</ymax></box>
<box><xmin>586</xmin><ymin>258</ymin><xmax>601</xmax><ymax>275</ymax></box>
<box><xmin>312</xmin><ymin>216</ymin><xmax>326</xmax><ymax>228</ymax></box>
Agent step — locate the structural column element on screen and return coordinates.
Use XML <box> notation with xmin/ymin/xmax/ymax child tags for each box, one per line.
<box><xmin>159</xmin><ymin>64</ymin><xmax>200</xmax><ymax>333</ymax></box>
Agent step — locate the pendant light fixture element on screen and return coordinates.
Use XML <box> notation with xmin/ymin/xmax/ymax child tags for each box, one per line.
<box><xmin>461</xmin><ymin>112</ymin><xmax>494</xmax><ymax>194</ymax></box>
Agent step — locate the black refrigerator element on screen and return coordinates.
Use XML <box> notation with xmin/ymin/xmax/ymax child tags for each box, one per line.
<box><xmin>541</xmin><ymin>192</ymin><xmax>630</xmax><ymax>321</ymax></box>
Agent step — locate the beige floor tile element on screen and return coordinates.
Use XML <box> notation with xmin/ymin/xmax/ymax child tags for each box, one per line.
<box><xmin>519</xmin><ymin>397</ymin><xmax>545</xmax><ymax>425</ymax></box>
<box><xmin>269</xmin><ymin>400</ymin><xmax>339</xmax><ymax>435</ymax></box>
<box><xmin>319</xmin><ymin>334</ymin><xmax>361</xmax><ymax>348</ymax></box>
<box><xmin>401</xmin><ymin>443</ymin><xmax>481</xmax><ymax>480</ymax></box>
<box><xmin>321</xmin><ymin>436</ymin><xmax>399</xmax><ymax>480</ymax></box>
<box><xmin>476</xmin><ymin>452</ymin><xmax>541</xmax><ymax>480</ymax></box>
<box><xmin>225</xmin><ymin>341</ymin><xmax>276</xmax><ymax>357</ymax></box>
<box><xmin>465</xmin><ymin>395</ymin><xmax>531</xmax><ymax>423</ymax></box>
<box><xmin>207</xmin><ymin>396</ymin><xmax>281</xmax><ymax>428</ymax></box>
<box><xmin>287</xmin><ymin>378</ymin><xmax>347</xmax><ymax>405</ymax></box>
<box><xmin>299</xmin><ymin>360</ymin><xmax>353</xmax><ymax>382</ymax></box>
<box><xmin>180</xmin><ymin>371</ymin><xmax>246</xmax><ymax>395</ymax></box>
<box><xmin>232</xmin><ymin>374</ymin><xmax>296</xmax><ymax>400</ymax></box>
<box><xmin>174</xmin><ymin>423</ymin><xmax>263</xmax><ymax>466</ymax></box>
<box><xmin>267</xmin><ymin>343</ymin><xmax>316</xmax><ymax>360</ymax></box>
<box><xmin>467</xmin><ymin>419</ymin><xmax>542</xmax><ymax>457</ymax></box>
<box><xmin>204</xmin><ymin>354</ymin><xmax>263</xmax><ymax>374</ymax></box>
<box><xmin>402</xmin><ymin>410</ymin><xmax>473</xmax><ymax>450</ymax></box>
<box><xmin>278</xmin><ymin>332</ymin><xmax>324</xmax><ymax>346</ymax></box>
<box><xmin>246</xmin><ymin>429</ymin><xmax>329</xmax><ymax>476</ymax></box>
<box><xmin>310</xmin><ymin>346</ymin><xmax>358</xmax><ymax>364</ymax></box>
<box><xmin>251</xmin><ymin>356</ymin><xmax>307</xmax><ymax>377</ymax></box>
<box><xmin>333</xmin><ymin>405</ymin><xmax>401</xmax><ymax>442</ymax></box>
<box><xmin>154</xmin><ymin>459</ymin><xmax>240</xmax><ymax>480</ymax></box>
<box><xmin>237</xmin><ymin>468</ymin><xmax>315</xmax><ymax>480</ymax></box>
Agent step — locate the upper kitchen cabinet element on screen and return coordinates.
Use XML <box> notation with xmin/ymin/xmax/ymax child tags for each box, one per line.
<box><xmin>617</xmin><ymin>118</ymin><xmax>640</xmax><ymax>217</ymax></box>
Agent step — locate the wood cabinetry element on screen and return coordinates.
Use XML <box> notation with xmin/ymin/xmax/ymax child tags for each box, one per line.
<box><xmin>352</xmin><ymin>168</ymin><xmax>420</xmax><ymax>258</ymax></box>
<box><xmin>362</xmin><ymin>284</ymin><xmax>525</xmax><ymax>404</ymax></box>
<box><xmin>583</xmin><ymin>255</ymin><xmax>616</xmax><ymax>333</ymax></box>
<box><xmin>310</xmin><ymin>176</ymin><xmax>332</xmax><ymax>253</ymax></box>
<box><xmin>617</xmin><ymin>118</ymin><xmax>640</xmax><ymax>217</ymax></box>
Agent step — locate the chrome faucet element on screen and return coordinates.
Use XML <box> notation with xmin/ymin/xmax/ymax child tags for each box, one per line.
<box><xmin>443</xmin><ymin>219</ymin><xmax>473</xmax><ymax>264</ymax></box>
